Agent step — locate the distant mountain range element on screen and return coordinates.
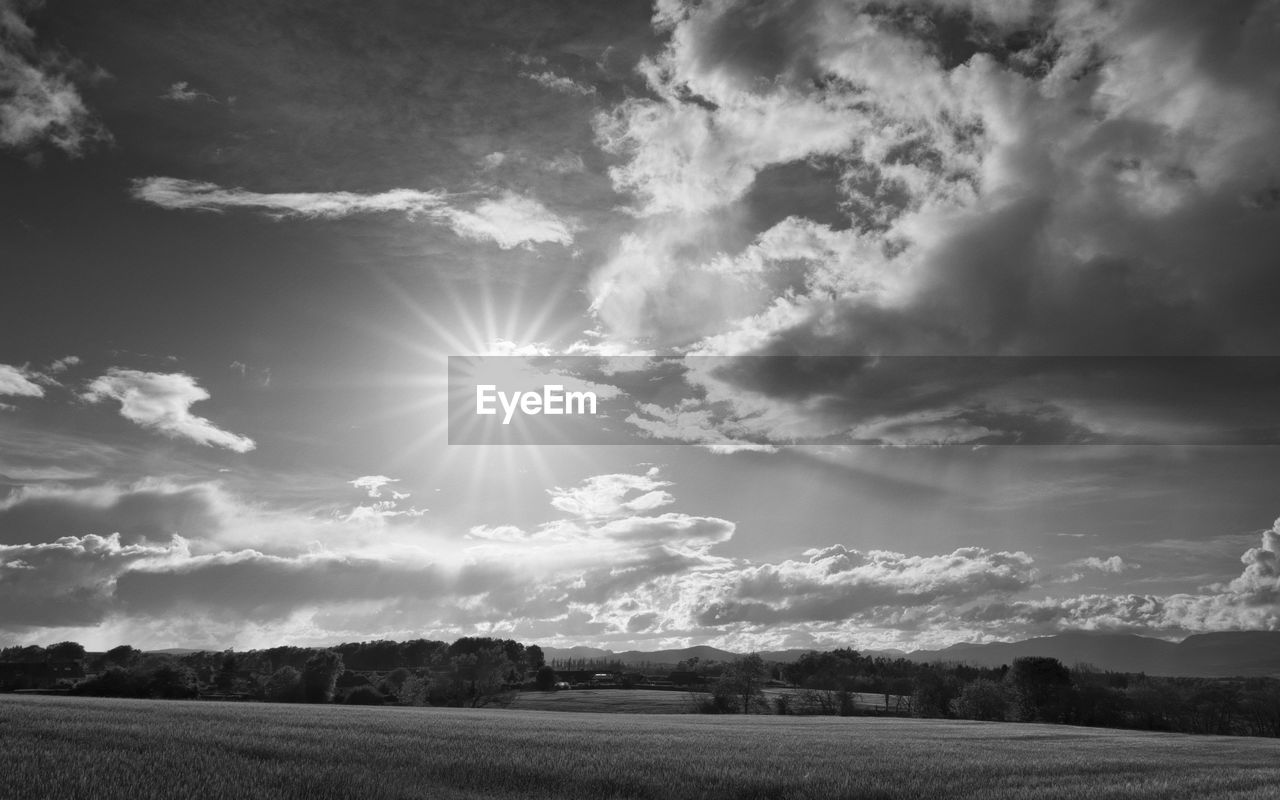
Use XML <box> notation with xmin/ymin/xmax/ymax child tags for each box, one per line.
<box><xmin>542</xmin><ymin>632</ymin><xmax>1280</xmax><ymax>678</ymax></box>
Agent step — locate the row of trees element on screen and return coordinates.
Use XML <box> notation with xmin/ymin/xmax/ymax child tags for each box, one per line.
<box><xmin>60</xmin><ymin>637</ymin><xmax>542</xmax><ymax>708</ymax></box>
<box><xmin>688</xmin><ymin>649</ymin><xmax>1280</xmax><ymax>738</ymax></box>
<box><xmin>11</xmin><ymin>637</ymin><xmax>1280</xmax><ymax>737</ymax></box>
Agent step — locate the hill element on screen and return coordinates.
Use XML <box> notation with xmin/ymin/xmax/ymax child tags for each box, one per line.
<box><xmin>541</xmin><ymin>631</ymin><xmax>1280</xmax><ymax>677</ymax></box>
<box><xmin>904</xmin><ymin>631</ymin><xmax>1280</xmax><ymax>677</ymax></box>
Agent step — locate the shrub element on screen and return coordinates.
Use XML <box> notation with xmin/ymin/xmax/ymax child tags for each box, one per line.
<box><xmin>344</xmin><ymin>686</ymin><xmax>386</xmax><ymax>705</ymax></box>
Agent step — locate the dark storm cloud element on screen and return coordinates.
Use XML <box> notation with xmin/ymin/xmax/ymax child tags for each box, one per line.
<box><xmin>586</xmin><ymin>0</ymin><xmax>1280</xmax><ymax>446</ymax></box>
<box><xmin>0</xmin><ymin>533</ymin><xmax>178</xmax><ymax>628</ymax></box>
<box><xmin>0</xmin><ymin>482</ymin><xmax>221</xmax><ymax>546</ymax></box>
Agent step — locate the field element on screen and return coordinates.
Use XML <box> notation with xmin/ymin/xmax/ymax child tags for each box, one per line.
<box><xmin>509</xmin><ymin>688</ymin><xmax>697</xmax><ymax>713</ymax></box>
<box><xmin>508</xmin><ymin>689</ymin><xmax>893</xmax><ymax>714</ymax></box>
<box><xmin>3</xmin><ymin>694</ymin><xmax>1280</xmax><ymax>800</ymax></box>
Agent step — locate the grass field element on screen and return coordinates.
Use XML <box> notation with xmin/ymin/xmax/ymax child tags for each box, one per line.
<box><xmin>510</xmin><ymin>688</ymin><xmax>697</xmax><ymax>713</ymax></box>
<box><xmin>3</xmin><ymin>694</ymin><xmax>1279</xmax><ymax>800</ymax></box>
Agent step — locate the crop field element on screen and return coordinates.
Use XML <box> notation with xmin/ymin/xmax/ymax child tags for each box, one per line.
<box><xmin>3</xmin><ymin>694</ymin><xmax>1279</xmax><ymax>800</ymax></box>
<box><xmin>510</xmin><ymin>688</ymin><xmax>697</xmax><ymax>713</ymax></box>
<box><xmin>510</xmin><ymin>688</ymin><xmax>894</xmax><ymax>714</ymax></box>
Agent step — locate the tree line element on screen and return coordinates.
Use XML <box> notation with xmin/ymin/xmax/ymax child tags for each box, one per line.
<box><xmin>6</xmin><ymin>639</ymin><xmax>1280</xmax><ymax>737</ymax></box>
<box><xmin>691</xmin><ymin>648</ymin><xmax>1280</xmax><ymax>738</ymax></box>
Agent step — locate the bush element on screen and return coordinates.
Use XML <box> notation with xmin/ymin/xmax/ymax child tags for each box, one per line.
<box><xmin>535</xmin><ymin>665</ymin><xmax>558</xmax><ymax>692</ymax></box>
<box><xmin>344</xmin><ymin>686</ymin><xmax>386</xmax><ymax>705</ymax></box>
<box><xmin>75</xmin><ymin>666</ymin><xmax>146</xmax><ymax>698</ymax></box>
<box><xmin>264</xmin><ymin>666</ymin><xmax>303</xmax><ymax>703</ymax></box>
<box><xmin>952</xmin><ymin>679</ymin><xmax>1008</xmax><ymax>721</ymax></box>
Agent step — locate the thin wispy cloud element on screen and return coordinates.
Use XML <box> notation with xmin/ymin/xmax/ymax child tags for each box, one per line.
<box><xmin>522</xmin><ymin>70</ymin><xmax>597</xmax><ymax>97</ymax></box>
<box><xmin>130</xmin><ymin>177</ymin><xmax>576</xmax><ymax>249</ymax></box>
<box><xmin>159</xmin><ymin>80</ymin><xmax>218</xmax><ymax>103</ymax></box>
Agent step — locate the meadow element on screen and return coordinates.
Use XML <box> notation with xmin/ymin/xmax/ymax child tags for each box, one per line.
<box><xmin>3</xmin><ymin>693</ymin><xmax>1279</xmax><ymax>800</ymax></box>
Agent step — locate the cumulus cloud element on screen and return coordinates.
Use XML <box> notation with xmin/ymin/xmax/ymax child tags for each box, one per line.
<box><xmin>349</xmin><ymin>475</ymin><xmax>401</xmax><ymax>499</ymax></box>
<box><xmin>586</xmin><ymin>0</ymin><xmax>1280</xmax><ymax>445</ymax></box>
<box><xmin>5</xmin><ymin>462</ymin><xmax>1277</xmax><ymax>651</ymax></box>
<box><xmin>0</xmin><ymin>363</ymin><xmax>43</xmax><ymax>398</ymax></box>
<box><xmin>82</xmin><ymin>369</ymin><xmax>256</xmax><ymax>452</ymax></box>
<box><xmin>545</xmin><ymin>466</ymin><xmax>673</xmax><ymax>519</ymax></box>
<box><xmin>130</xmin><ymin>178</ymin><xmax>576</xmax><ymax>249</ymax></box>
<box><xmin>696</xmin><ymin>543</ymin><xmax>1036</xmax><ymax>626</ymax></box>
<box><xmin>0</xmin><ymin>0</ymin><xmax>109</xmax><ymax>156</ymax></box>
<box><xmin>0</xmin><ymin>533</ymin><xmax>183</xmax><ymax>628</ymax></box>
<box><xmin>958</xmin><ymin>521</ymin><xmax>1280</xmax><ymax>638</ymax></box>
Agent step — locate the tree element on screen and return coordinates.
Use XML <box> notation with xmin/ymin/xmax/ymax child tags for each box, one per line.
<box><xmin>47</xmin><ymin>641</ymin><xmax>86</xmax><ymax>662</ymax></box>
<box><xmin>344</xmin><ymin>686</ymin><xmax>386</xmax><ymax>705</ymax></box>
<box><xmin>214</xmin><ymin>653</ymin><xmax>239</xmax><ymax>692</ymax></box>
<box><xmin>525</xmin><ymin>644</ymin><xmax>546</xmax><ymax>672</ymax></box>
<box><xmin>1005</xmin><ymin>657</ymin><xmax>1074</xmax><ymax>723</ymax></box>
<box><xmin>146</xmin><ymin>660</ymin><xmax>198</xmax><ymax>699</ymax></box>
<box><xmin>535</xmin><ymin>664</ymin><xmax>558</xmax><ymax>692</ymax></box>
<box><xmin>450</xmin><ymin>645</ymin><xmax>514</xmax><ymax>707</ymax></box>
<box><xmin>74</xmin><ymin>666</ymin><xmax>145</xmax><ymax>698</ymax></box>
<box><xmin>265</xmin><ymin>666</ymin><xmax>303</xmax><ymax>702</ymax></box>
<box><xmin>301</xmin><ymin>650</ymin><xmax>344</xmax><ymax>703</ymax></box>
<box><xmin>104</xmin><ymin>645</ymin><xmax>140</xmax><ymax>668</ymax></box>
<box><xmin>952</xmin><ymin>679</ymin><xmax>1008</xmax><ymax>721</ymax></box>
<box><xmin>1</xmin><ymin>645</ymin><xmax>47</xmax><ymax>663</ymax></box>
<box><xmin>717</xmin><ymin>654</ymin><xmax>769</xmax><ymax>714</ymax></box>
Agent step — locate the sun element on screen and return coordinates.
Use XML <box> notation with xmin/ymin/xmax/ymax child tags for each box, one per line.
<box><xmin>340</xmin><ymin>266</ymin><xmax>601</xmax><ymax>504</ymax></box>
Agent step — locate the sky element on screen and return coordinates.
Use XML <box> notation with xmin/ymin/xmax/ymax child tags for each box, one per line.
<box><xmin>3</xmin><ymin>0</ymin><xmax>1280</xmax><ymax>653</ymax></box>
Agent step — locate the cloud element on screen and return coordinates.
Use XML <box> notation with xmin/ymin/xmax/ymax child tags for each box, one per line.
<box><xmin>46</xmin><ymin>355</ymin><xmax>79</xmax><ymax>374</ymax></box>
<box><xmin>0</xmin><ymin>0</ymin><xmax>109</xmax><ymax>156</ymax></box>
<box><xmin>82</xmin><ymin>369</ymin><xmax>256</xmax><ymax>452</ymax></box>
<box><xmin>160</xmin><ymin>81</ymin><xmax>217</xmax><ymax>103</ymax></box>
<box><xmin>585</xmin><ymin>0</ymin><xmax>1280</xmax><ymax>446</ymax></box>
<box><xmin>522</xmin><ymin>70</ymin><xmax>597</xmax><ymax>96</ymax></box>
<box><xmin>445</xmin><ymin>191</ymin><xmax>578</xmax><ymax>249</ymax></box>
<box><xmin>1068</xmin><ymin>556</ymin><xmax>1133</xmax><ymax>575</ymax></box>
<box><xmin>4</xmin><ymin>463</ymin><xmax>1279</xmax><ymax>650</ymax></box>
<box><xmin>545</xmin><ymin>467</ymin><xmax>673</xmax><ymax>519</ymax></box>
<box><xmin>0</xmin><ymin>480</ymin><xmax>223</xmax><ymax>546</ymax></box>
<box><xmin>0</xmin><ymin>363</ymin><xmax>43</xmax><ymax>398</ymax></box>
<box><xmin>695</xmin><ymin>544</ymin><xmax>1037</xmax><ymax>626</ymax></box>
<box><xmin>349</xmin><ymin>475</ymin><xmax>400</xmax><ymax>499</ymax></box>
<box><xmin>0</xmin><ymin>533</ymin><xmax>183</xmax><ymax>628</ymax></box>
<box><xmin>130</xmin><ymin>178</ymin><xmax>576</xmax><ymax>249</ymax></box>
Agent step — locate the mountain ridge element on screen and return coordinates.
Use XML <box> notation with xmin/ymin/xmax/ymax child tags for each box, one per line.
<box><xmin>542</xmin><ymin>631</ymin><xmax>1280</xmax><ymax>677</ymax></box>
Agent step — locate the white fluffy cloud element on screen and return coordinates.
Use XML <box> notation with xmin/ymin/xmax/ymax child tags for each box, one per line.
<box><xmin>0</xmin><ymin>0</ymin><xmax>109</xmax><ymax>156</ymax></box>
<box><xmin>82</xmin><ymin>369</ymin><xmax>256</xmax><ymax>453</ymax></box>
<box><xmin>545</xmin><ymin>466</ymin><xmax>673</xmax><ymax>519</ymax></box>
<box><xmin>130</xmin><ymin>178</ymin><xmax>576</xmax><ymax>249</ymax></box>
<box><xmin>3</xmin><ymin>465</ymin><xmax>1279</xmax><ymax>650</ymax></box>
<box><xmin>0</xmin><ymin>363</ymin><xmax>43</xmax><ymax>398</ymax></box>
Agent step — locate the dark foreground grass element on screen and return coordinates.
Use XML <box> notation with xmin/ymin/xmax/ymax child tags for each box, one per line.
<box><xmin>2</xmin><ymin>694</ymin><xmax>1278</xmax><ymax>800</ymax></box>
